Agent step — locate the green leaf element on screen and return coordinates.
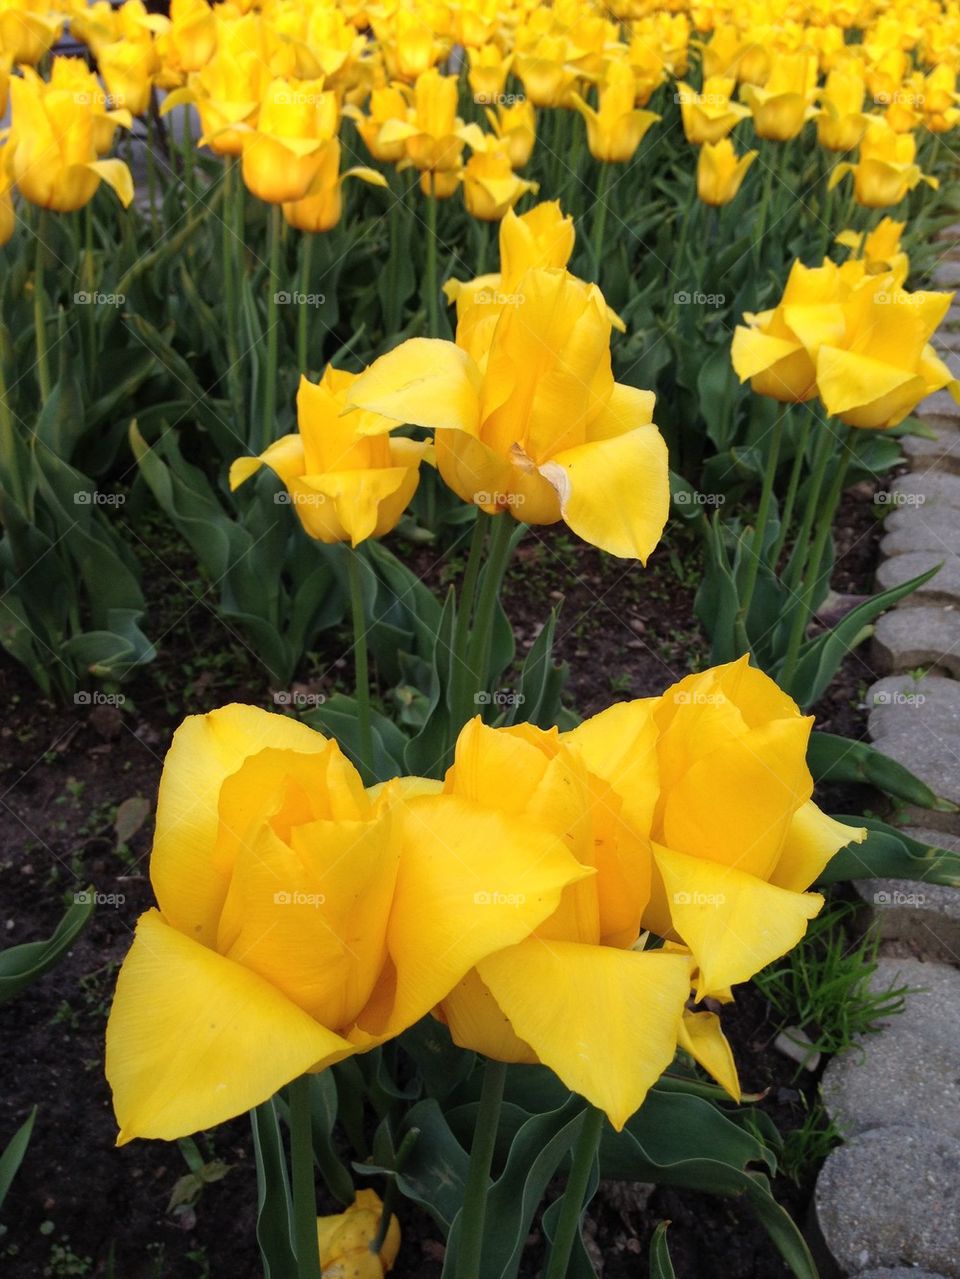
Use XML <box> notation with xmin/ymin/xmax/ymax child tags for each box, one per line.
<box><xmin>649</xmin><ymin>1222</ymin><xmax>677</xmax><ymax>1279</ymax></box>
<box><xmin>0</xmin><ymin>892</ymin><xmax>94</xmax><ymax>1004</ymax></box>
<box><xmin>0</xmin><ymin>1107</ymin><xmax>37</xmax><ymax>1211</ymax></box>
<box><xmin>250</xmin><ymin>1098</ymin><xmax>297</xmax><ymax>1279</ymax></box>
<box><xmin>819</xmin><ymin>815</ymin><xmax>960</xmax><ymax>887</ymax></box>
<box><xmin>807</xmin><ymin>730</ymin><xmax>952</xmax><ymax>810</ymax></box>
<box><xmin>308</xmin><ymin>1072</ymin><xmax>354</xmax><ymax>1206</ymax></box>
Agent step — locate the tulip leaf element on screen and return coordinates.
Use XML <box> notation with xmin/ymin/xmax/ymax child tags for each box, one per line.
<box><xmin>0</xmin><ymin>1107</ymin><xmax>37</xmax><ymax>1211</ymax></box>
<box><xmin>307</xmin><ymin>1073</ymin><xmax>355</xmax><ymax>1206</ymax></box>
<box><xmin>250</xmin><ymin>1098</ymin><xmax>297</xmax><ymax>1279</ymax></box>
<box><xmin>0</xmin><ymin>891</ymin><xmax>94</xmax><ymax>1005</ymax></box>
<box><xmin>399</xmin><ymin>1018</ymin><xmax>476</xmax><ymax>1101</ymax></box>
<box><xmin>818</xmin><ymin>816</ymin><xmax>960</xmax><ymax>888</ymax></box>
<box><xmin>778</xmin><ymin>564</ymin><xmax>941</xmax><ymax>708</ymax></box>
<box><xmin>304</xmin><ymin>694</ymin><xmax>408</xmax><ymax>783</ymax></box>
<box><xmin>649</xmin><ymin>1222</ymin><xmax>678</xmax><ymax>1279</ymax></box>
<box><xmin>807</xmin><ymin>730</ymin><xmax>951</xmax><ymax>810</ymax></box>
<box><xmin>508</xmin><ymin>606</ymin><xmax>568</xmax><ymax>729</ymax></box>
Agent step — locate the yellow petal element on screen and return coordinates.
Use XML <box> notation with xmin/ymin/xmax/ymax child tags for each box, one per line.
<box><xmin>561</xmin><ymin>698</ymin><xmax>660</xmax><ymax>834</ymax></box>
<box><xmin>815</xmin><ymin>346</ymin><xmax>917</xmax><ymax>417</ymax></box>
<box><xmin>229</xmin><ymin>434</ymin><xmax>305</xmax><ymax>491</ymax></box>
<box><xmin>347</xmin><ymin>338</ymin><xmax>483</xmax><ymax>434</ymax></box>
<box><xmin>677</xmin><ymin>1009</ymin><xmax>741</xmax><ymax>1101</ymax></box>
<box><xmin>772</xmin><ymin>802</ymin><xmax>866</xmax><ymax>891</ymax></box>
<box><xmin>477</xmin><ymin>940</ymin><xmax>693</xmax><ymax>1130</ymax></box>
<box><xmin>86</xmin><ymin>158</ymin><xmax>134</xmax><ymax>207</ymax></box>
<box><xmin>540</xmin><ymin>424</ymin><xmax>669</xmax><ymax>562</ymax></box>
<box><xmin>106</xmin><ymin>911</ymin><xmax>351</xmax><ymax>1143</ymax></box>
<box><xmin>651</xmin><ymin>843</ymin><xmax>823</xmax><ymax>997</ymax></box>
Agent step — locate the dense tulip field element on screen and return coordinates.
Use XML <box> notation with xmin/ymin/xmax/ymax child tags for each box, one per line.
<box><xmin>1</xmin><ymin>0</ymin><xmax>960</xmax><ymax>1273</ymax></box>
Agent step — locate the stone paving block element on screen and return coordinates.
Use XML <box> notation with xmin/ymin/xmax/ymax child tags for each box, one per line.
<box><xmin>889</xmin><ymin>471</ymin><xmax>960</xmax><ymax>510</ymax></box>
<box><xmin>866</xmin><ymin>728</ymin><xmax>960</xmax><ymax>831</ymax></box>
<box><xmin>918</xmin><ymin>389</ymin><xmax>960</xmax><ymax>419</ymax></box>
<box><xmin>821</xmin><ymin>959</ymin><xmax>960</xmax><ymax>1140</ymax></box>
<box><xmin>900</xmin><ymin>420</ymin><xmax>960</xmax><ymax>473</ymax></box>
<box><xmin>881</xmin><ymin>508</ymin><xmax>960</xmax><ymax>557</ymax></box>
<box><xmin>856</xmin><ymin>1270</ymin><xmax>951</xmax><ymax>1279</ymax></box>
<box><xmin>872</xmin><ymin>605</ymin><xmax>960</xmax><ymax>678</ymax></box>
<box><xmin>931</xmin><ymin>260</ymin><xmax>960</xmax><ymax>289</ymax></box>
<box><xmin>815</xmin><ymin>1125</ymin><xmax>960</xmax><ymax>1277</ymax></box>
<box><xmin>853</xmin><ymin>828</ymin><xmax>960</xmax><ymax>963</ymax></box>
<box><xmin>876</xmin><ymin>551</ymin><xmax>960</xmax><ymax>604</ymax></box>
<box><xmin>933</xmin><ymin>326</ymin><xmax>960</xmax><ymax>353</ymax></box>
<box><xmin>941</xmin><ymin>305</ymin><xmax>960</xmax><ymax>332</ymax></box>
<box><xmin>865</xmin><ymin>673</ymin><xmax>960</xmax><ymax>741</ymax></box>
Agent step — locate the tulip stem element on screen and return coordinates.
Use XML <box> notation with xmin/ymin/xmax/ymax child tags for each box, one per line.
<box><xmin>288</xmin><ymin>1075</ymin><xmax>323</xmax><ymax>1279</ymax></box>
<box><xmin>222</xmin><ymin>159</ymin><xmax>241</xmax><ymax>417</ymax></box>
<box><xmin>298</xmin><ymin>231</ymin><xmax>314</xmax><ymax>375</ymax></box>
<box><xmin>738</xmin><ymin>407</ymin><xmax>785</xmax><ymax>637</ymax></box>
<box><xmin>347</xmin><ymin>548</ymin><xmax>375</xmax><ymax>782</ymax></box>
<box><xmin>456</xmin><ymin>1058</ymin><xmax>507</xmax><ymax>1279</ymax></box>
<box><xmin>783</xmin><ymin>423</ymin><xmax>833</xmax><ymax>594</ymax></box>
<box><xmin>33</xmin><ymin>211</ymin><xmax>52</xmax><ymax>405</ymax></box>
<box><xmin>591</xmin><ymin>162</ymin><xmax>613</xmax><ymax>283</ymax></box>
<box><xmin>263</xmin><ymin>203</ymin><xmax>283</xmax><ymax>450</ymax></box>
<box><xmin>544</xmin><ymin>1106</ymin><xmax>605</xmax><ymax>1279</ymax></box>
<box><xmin>425</xmin><ymin>172</ymin><xmax>440</xmax><ymax>338</ymax></box>
<box><xmin>771</xmin><ymin>414</ymin><xmax>813</xmax><ymax>565</ymax></box>
<box><xmin>451</xmin><ymin>511</ymin><xmax>489</xmax><ymax>740</ymax></box>
<box><xmin>780</xmin><ymin>427</ymin><xmax>854</xmax><ymax>691</ymax></box>
<box><xmin>465</xmin><ymin>512</ymin><xmax>517</xmax><ymax>718</ymax></box>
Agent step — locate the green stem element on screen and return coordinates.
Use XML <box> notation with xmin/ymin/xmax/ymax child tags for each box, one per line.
<box><xmin>450</xmin><ymin>512</ymin><xmax>490</xmax><ymax>738</ymax></box>
<box><xmin>146</xmin><ymin>109</ymin><xmax>157</xmax><ymax>231</ymax></box>
<box><xmin>425</xmin><ymin>172</ymin><xmax>439</xmax><ymax>337</ymax></box>
<box><xmin>738</xmin><ymin>408</ymin><xmax>785</xmax><ymax>628</ymax></box>
<box><xmin>465</xmin><ymin>513</ymin><xmax>517</xmax><ymax>719</ymax></box>
<box><xmin>288</xmin><ymin>1075</ymin><xmax>322</xmax><ymax>1279</ymax></box>
<box><xmin>347</xmin><ymin>548</ymin><xmax>374</xmax><ymax>781</ymax></box>
<box><xmin>544</xmin><ymin>1107</ymin><xmax>605</xmax><ymax>1279</ymax></box>
<box><xmin>116</xmin><ymin>181</ymin><xmax>225</xmax><ymax>297</ymax></box>
<box><xmin>298</xmin><ymin>231</ymin><xmax>315</xmax><ymax>375</ymax></box>
<box><xmin>456</xmin><ymin>1059</ymin><xmax>507</xmax><ymax>1279</ymax></box>
<box><xmin>783</xmin><ymin>424</ymin><xmax>833</xmax><ymax>593</ymax></box>
<box><xmin>221</xmin><ymin>159</ymin><xmax>241</xmax><ymax>413</ymax></box>
<box><xmin>771</xmin><ymin>413</ymin><xmax>812</xmax><ymax>566</ymax></box>
<box><xmin>33</xmin><ymin>210</ymin><xmax>51</xmax><ymax>404</ymax></box>
<box><xmin>591</xmin><ymin>161</ymin><xmax>613</xmax><ymax>283</ymax></box>
<box><xmin>780</xmin><ymin>428</ymin><xmax>854</xmax><ymax>687</ymax></box>
<box><xmin>263</xmin><ymin>202</ymin><xmax>282</xmax><ymax>450</ymax></box>
<box><xmin>753</xmin><ymin>149</ymin><xmax>776</xmax><ymax>266</ymax></box>
<box><xmin>370</xmin><ymin>1128</ymin><xmax>419</xmax><ymax>1256</ymax></box>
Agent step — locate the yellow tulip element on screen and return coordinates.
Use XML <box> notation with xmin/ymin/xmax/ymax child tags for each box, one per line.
<box><xmin>571</xmin><ymin>62</ymin><xmax>660</xmax><ymax>163</ymax></box>
<box><xmin>376</xmin><ymin>68</ymin><xmax>466</xmax><ymax>180</ymax></box>
<box><xmin>317</xmin><ymin>1190</ymin><xmax>399</xmax><ymax>1277</ymax></box>
<box><xmin>230</xmin><ymin>367</ymin><xmax>428</xmax><ymax>546</ymax></box>
<box><xmin>347</xmin><ymin>267</ymin><xmax>669</xmax><ymax>562</ymax></box>
<box><xmin>170</xmin><ymin>46</ymin><xmax>271</xmax><ymax>157</ymax></box>
<box><xmin>166</xmin><ymin>0</ymin><xmax>217</xmax><ymax>75</ymax></box>
<box><xmin>677</xmin><ymin>75</ymin><xmax>750</xmax><ymax>145</ymax></box>
<box><xmin>106</xmin><ymin>704</ymin><xmax>586</xmax><ymax>1141</ymax></box>
<box><xmin>731</xmin><ymin>258</ymin><xmax>846</xmax><ymax>403</ymax></box>
<box><xmin>919</xmin><ymin>64</ymin><xmax>960</xmax><ymax>133</ymax></box>
<box><xmin>241</xmin><ymin>78</ymin><xmax>338</xmax><ymax>204</ymax></box>
<box><xmin>282</xmin><ymin>138</ymin><xmax>387</xmax><ymax>233</ymax></box>
<box><xmin>697</xmin><ymin>138</ymin><xmax>757</xmax><ymax>206</ymax></box>
<box><xmin>349</xmin><ymin>84</ymin><xmax>414</xmax><ymax>164</ymax></box>
<box><xmin>7</xmin><ymin>69</ymin><xmax>133</xmax><ymax>211</ymax></box>
<box><xmin>47</xmin><ymin>56</ymin><xmax>132</xmax><ymax>156</ymax></box>
<box><xmin>624</xmin><ymin>657</ymin><xmax>864</xmax><ymax>996</ymax></box>
<box><xmin>0</xmin><ymin>50</ymin><xmax>10</xmax><ymax>116</ymax></box>
<box><xmin>0</xmin><ymin>0</ymin><xmax>62</xmax><ymax>65</ymax></box>
<box><xmin>701</xmin><ymin>24</ymin><xmax>769</xmax><ymax>85</ymax></box>
<box><xmin>484</xmin><ymin>98</ymin><xmax>536</xmax><ymax>169</ymax></box>
<box><xmin>460</xmin><ymin>128</ymin><xmax>538</xmax><ymax>220</ymax></box>
<box><xmin>741</xmin><ymin>50</ymin><xmax>818</xmax><ymax>141</ymax></box>
<box><xmin>829</xmin><ymin>119</ymin><xmax>937</xmax><ymax>208</ymax></box>
<box><xmin>467</xmin><ymin>45</ymin><xmax>514</xmax><ymax>105</ymax></box>
<box><xmin>434</xmin><ymin>716</ymin><xmax>713</xmax><ymax>1130</ymax></box>
<box><xmin>816</xmin><ymin>64</ymin><xmax>868</xmax><ymax>152</ymax></box>
<box><xmin>376</xmin><ymin>7</ymin><xmax>444</xmax><ymax>82</ymax></box>
<box><xmin>97</xmin><ymin>36</ymin><xmax>158</xmax><ymax>116</ymax></box>
<box><xmin>835</xmin><ymin>217</ymin><xmax>908</xmax><ymax>282</ymax></box>
<box><xmin>625</xmin><ymin>34</ymin><xmax>667</xmax><ymax>106</ymax></box>
<box><xmin>515</xmin><ymin>36</ymin><xmax>579</xmax><ymax>108</ymax></box>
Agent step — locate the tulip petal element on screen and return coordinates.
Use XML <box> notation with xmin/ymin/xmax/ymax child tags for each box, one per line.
<box><xmin>86</xmin><ymin>158</ymin><xmax>134</xmax><ymax>208</ymax></box>
<box><xmin>107</xmin><ymin>910</ymin><xmax>352</xmax><ymax>1143</ymax></box>
<box><xmin>229</xmin><ymin>434</ymin><xmax>305</xmax><ymax>491</ymax></box>
<box><xmin>815</xmin><ymin>346</ymin><xmax>918</xmax><ymax>416</ymax></box>
<box><xmin>540</xmin><ymin>423</ymin><xmax>669</xmax><ymax>561</ymax></box>
<box><xmin>151</xmin><ymin>705</ymin><xmax>328</xmax><ymax>946</ymax></box>
<box><xmin>772</xmin><ymin>802</ymin><xmax>865</xmax><ymax>891</ymax></box>
<box><xmin>730</xmin><ymin>327</ymin><xmax>802</xmax><ymax>382</ymax></box>
<box><xmin>477</xmin><ymin>940</ymin><xmax>693</xmax><ymax>1129</ymax></box>
<box><xmin>561</xmin><ymin>698</ymin><xmax>660</xmax><ymax>834</ymax></box>
<box><xmin>651</xmin><ymin>842</ymin><xmax>823</xmax><ymax>997</ymax></box>
<box><xmin>349</xmin><ymin>794</ymin><xmax>591</xmax><ymax>1046</ymax></box>
<box><xmin>677</xmin><ymin>1009</ymin><xmax>741</xmax><ymax>1101</ymax></box>
<box><xmin>347</xmin><ymin>339</ymin><xmax>483</xmax><ymax>434</ymax></box>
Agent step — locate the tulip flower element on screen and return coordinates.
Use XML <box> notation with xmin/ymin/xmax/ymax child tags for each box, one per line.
<box><xmin>814</xmin><ymin>273</ymin><xmax>958</xmax><ymax>429</ymax></box>
<box><xmin>677</xmin><ymin>75</ymin><xmax>750</xmax><ymax>145</ymax></box>
<box><xmin>164</xmin><ymin>45</ymin><xmax>270</xmax><ymax>157</ymax></box>
<box><xmin>460</xmin><ymin>129</ymin><xmax>538</xmax><ymax>220</ymax></box>
<box><xmin>374</xmin><ymin>7</ymin><xmax>444</xmax><ymax>82</ymax></box>
<box><xmin>697</xmin><ymin>137</ymin><xmax>757</xmax><ymax>205</ymax></box>
<box><xmin>433</xmin><ymin>715</ymin><xmax>718</xmax><ymax>1129</ymax></box>
<box><xmin>241</xmin><ymin>78</ymin><xmax>338</xmax><ymax>204</ymax></box>
<box><xmin>376</xmin><ymin>67</ymin><xmax>467</xmax><ymax>191</ymax></box>
<box><xmin>625</xmin><ymin>34</ymin><xmax>667</xmax><ymax>106</ymax></box>
<box><xmin>741</xmin><ymin>51</ymin><xmax>818</xmax><ymax>141</ymax></box>
<box><xmin>281</xmin><ymin>137</ymin><xmax>386</xmax><ymax>233</ymax></box>
<box><xmin>571</xmin><ymin>63</ymin><xmax>660</xmax><ymax>163</ymax></box>
<box><xmin>829</xmin><ymin>119</ymin><xmax>937</xmax><ymax>207</ymax></box>
<box><xmin>0</xmin><ymin>0</ymin><xmax>62</xmax><ymax>65</ymax></box>
<box><xmin>468</xmin><ymin>44</ymin><xmax>514</xmax><ymax>105</ymax></box>
<box><xmin>46</xmin><ymin>57</ymin><xmax>133</xmax><ymax>156</ymax></box>
<box><xmin>483</xmin><ymin>98</ymin><xmax>536</xmax><ymax>169</ymax></box>
<box><xmin>835</xmin><ymin>217</ymin><xmax>908</xmax><ymax>282</ymax></box>
<box><xmin>7</xmin><ymin>69</ymin><xmax>134</xmax><ymax>211</ymax></box>
<box><xmin>731</xmin><ymin>258</ymin><xmax>847</xmax><ymax>403</ymax></box>
<box><xmin>318</xmin><ymin>1190</ymin><xmax>400</xmax><ymax>1277</ymax></box>
<box><xmin>515</xmin><ymin>36</ymin><xmax>579</xmax><ymax>108</ymax></box>
<box><xmin>165</xmin><ymin>0</ymin><xmax>217</xmax><ymax>76</ymax></box>
<box><xmin>347</xmin><ymin>267</ymin><xmax>669</xmax><ymax>562</ymax></box>
<box><xmin>349</xmin><ymin>84</ymin><xmax>414</xmax><ymax>164</ymax></box>
<box><xmin>816</xmin><ymin>64</ymin><xmax>869</xmax><ymax>152</ymax></box>
<box><xmin>700</xmin><ymin>24</ymin><xmax>769</xmax><ymax>85</ymax></box>
<box><xmin>919</xmin><ymin>64</ymin><xmax>960</xmax><ymax>133</ymax></box>
<box><xmin>612</xmin><ymin>657</ymin><xmax>865</xmax><ymax>996</ymax></box>
<box><xmin>106</xmin><ymin>704</ymin><xmax>587</xmax><ymax>1141</ymax></box>
<box><xmin>230</xmin><ymin>367</ymin><xmax>429</xmax><ymax>546</ymax></box>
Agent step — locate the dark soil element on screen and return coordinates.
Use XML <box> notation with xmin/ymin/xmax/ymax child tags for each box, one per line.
<box><xmin>0</xmin><ymin>487</ymin><xmax>882</xmax><ymax>1278</ymax></box>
